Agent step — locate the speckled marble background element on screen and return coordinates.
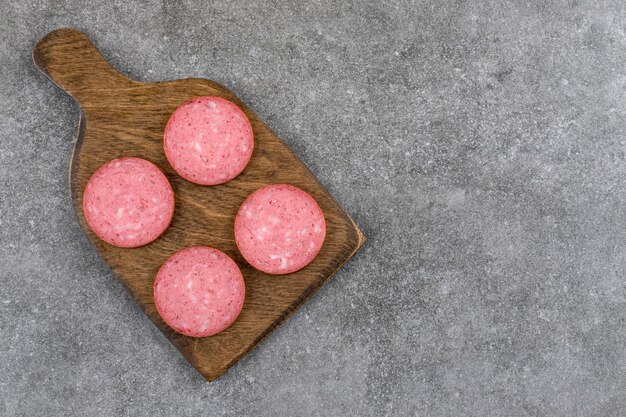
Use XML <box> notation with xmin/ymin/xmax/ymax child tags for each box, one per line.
<box><xmin>1</xmin><ymin>1</ymin><xmax>625</xmax><ymax>416</ymax></box>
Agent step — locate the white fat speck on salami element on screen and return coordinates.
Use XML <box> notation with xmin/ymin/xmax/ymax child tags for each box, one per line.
<box><xmin>154</xmin><ymin>247</ymin><xmax>246</xmax><ymax>338</ymax></box>
<box><xmin>82</xmin><ymin>157</ymin><xmax>174</xmax><ymax>248</ymax></box>
<box><xmin>234</xmin><ymin>184</ymin><xmax>326</xmax><ymax>275</ymax></box>
<box><xmin>163</xmin><ymin>96</ymin><xmax>254</xmax><ymax>185</ymax></box>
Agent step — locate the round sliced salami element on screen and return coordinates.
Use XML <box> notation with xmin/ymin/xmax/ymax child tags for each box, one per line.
<box><xmin>163</xmin><ymin>96</ymin><xmax>254</xmax><ymax>185</ymax></box>
<box><xmin>82</xmin><ymin>157</ymin><xmax>174</xmax><ymax>248</ymax></box>
<box><xmin>234</xmin><ymin>184</ymin><xmax>326</xmax><ymax>275</ymax></box>
<box><xmin>154</xmin><ymin>247</ymin><xmax>245</xmax><ymax>338</ymax></box>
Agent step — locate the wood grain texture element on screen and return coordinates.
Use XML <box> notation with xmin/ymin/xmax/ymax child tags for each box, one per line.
<box><xmin>33</xmin><ymin>28</ymin><xmax>365</xmax><ymax>381</ymax></box>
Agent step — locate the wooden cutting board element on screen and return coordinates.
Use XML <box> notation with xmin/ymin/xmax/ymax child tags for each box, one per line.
<box><xmin>32</xmin><ymin>28</ymin><xmax>365</xmax><ymax>381</ymax></box>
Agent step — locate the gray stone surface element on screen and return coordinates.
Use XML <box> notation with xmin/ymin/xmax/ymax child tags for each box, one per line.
<box><xmin>1</xmin><ymin>0</ymin><xmax>625</xmax><ymax>415</ymax></box>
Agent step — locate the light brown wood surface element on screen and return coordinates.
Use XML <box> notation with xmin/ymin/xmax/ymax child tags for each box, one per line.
<box><xmin>33</xmin><ymin>28</ymin><xmax>365</xmax><ymax>381</ymax></box>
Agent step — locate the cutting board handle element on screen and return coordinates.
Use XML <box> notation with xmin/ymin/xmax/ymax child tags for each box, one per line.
<box><xmin>33</xmin><ymin>28</ymin><xmax>133</xmax><ymax>104</ymax></box>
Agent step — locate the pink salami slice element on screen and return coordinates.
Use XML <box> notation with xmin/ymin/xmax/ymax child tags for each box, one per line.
<box><xmin>163</xmin><ymin>96</ymin><xmax>254</xmax><ymax>185</ymax></box>
<box><xmin>234</xmin><ymin>184</ymin><xmax>326</xmax><ymax>275</ymax></box>
<box><xmin>82</xmin><ymin>157</ymin><xmax>174</xmax><ymax>248</ymax></box>
<box><xmin>154</xmin><ymin>247</ymin><xmax>246</xmax><ymax>338</ymax></box>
